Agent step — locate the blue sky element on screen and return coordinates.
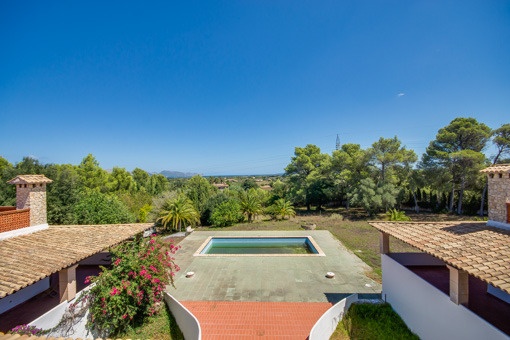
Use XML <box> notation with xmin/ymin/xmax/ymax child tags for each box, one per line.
<box><xmin>1</xmin><ymin>1</ymin><xmax>509</xmax><ymax>175</ymax></box>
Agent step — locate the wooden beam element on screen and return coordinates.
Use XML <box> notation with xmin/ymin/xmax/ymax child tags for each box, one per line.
<box><xmin>448</xmin><ymin>265</ymin><xmax>469</xmax><ymax>305</ymax></box>
<box><xmin>59</xmin><ymin>264</ymin><xmax>78</xmax><ymax>303</ymax></box>
<box><xmin>380</xmin><ymin>232</ymin><xmax>390</xmax><ymax>254</ymax></box>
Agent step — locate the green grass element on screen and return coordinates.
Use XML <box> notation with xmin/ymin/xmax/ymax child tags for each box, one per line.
<box><xmin>330</xmin><ymin>303</ymin><xmax>419</xmax><ymax>340</ymax></box>
<box><xmin>118</xmin><ymin>298</ymin><xmax>184</xmax><ymax>340</ymax></box>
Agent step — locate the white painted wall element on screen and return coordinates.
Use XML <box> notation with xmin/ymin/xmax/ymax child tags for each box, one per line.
<box><xmin>382</xmin><ymin>255</ymin><xmax>507</xmax><ymax>340</ymax></box>
<box><xmin>28</xmin><ymin>286</ymin><xmax>201</xmax><ymax>339</ymax></box>
<box><xmin>309</xmin><ymin>294</ymin><xmax>358</xmax><ymax>340</ymax></box>
<box><xmin>164</xmin><ymin>292</ymin><xmax>201</xmax><ymax>340</ymax></box>
<box><xmin>30</xmin><ymin>286</ymin><xmax>95</xmax><ymax>339</ymax></box>
<box><xmin>0</xmin><ymin>223</ymin><xmax>48</xmax><ymax>240</ymax></box>
<box><xmin>0</xmin><ymin>278</ymin><xmax>49</xmax><ymax>314</ymax></box>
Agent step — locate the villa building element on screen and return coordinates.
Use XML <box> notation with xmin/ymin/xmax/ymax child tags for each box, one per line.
<box><xmin>370</xmin><ymin>164</ymin><xmax>510</xmax><ymax>339</ymax></box>
<box><xmin>0</xmin><ymin>175</ymin><xmax>152</xmax><ymax>336</ymax></box>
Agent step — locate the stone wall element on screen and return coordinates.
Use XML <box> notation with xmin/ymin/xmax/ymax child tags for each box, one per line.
<box><xmin>487</xmin><ymin>173</ymin><xmax>510</xmax><ymax>223</ymax></box>
<box><xmin>15</xmin><ymin>184</ymin><xmax>48</xmax><ymax>226</ymax></box>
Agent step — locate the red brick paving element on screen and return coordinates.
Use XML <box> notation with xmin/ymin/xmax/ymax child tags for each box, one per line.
<box><xmin>181</xmin><ymin>301</ymin><xmax>332</xmax><ymax>339</ymax></box>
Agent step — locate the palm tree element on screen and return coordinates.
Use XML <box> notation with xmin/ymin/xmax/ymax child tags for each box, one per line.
<box><xmin>158</xmin><ymin>195</ymin><xmax>199</xmax><ymax>232</ymax></box>
<box><xmin>270</xmin><ymin>198</ymin><xmax>296</xmax><ymax>220</ymax></box>
<box><xmin>238</xmin><ymin>188</ymin><xmax>263</xmax><ymax>223</ymax></box>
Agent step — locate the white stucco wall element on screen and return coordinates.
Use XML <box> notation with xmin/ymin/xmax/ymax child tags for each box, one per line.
<box><xmin>309</xmin><ymin>294</ymin><xmax>358</xmax><ymax>340</ymax></box>
<box><xmin>0</xmin><ymin>223</ymin><xmax>48</xmax><ymax>240</ymax></box>
<box><xmin>164</xmin><ymin>292</ymin><xmax>201</xmax><ymax>340</ymax></box>
<box><xmin>382</xmin><ymin>255</ymin><xmax>507</xmax><ymax>340</ymax></box>
<box><xmin>30</xmin><ymin>286</ymin><xmax>94</xmax><ymax>339</ymax></box>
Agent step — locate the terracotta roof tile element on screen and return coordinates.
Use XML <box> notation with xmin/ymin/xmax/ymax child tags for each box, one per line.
<box><xmin>7</xmin><ymin>175</ymin><xmax>53</xmax><ymax>184</ymax></box>
<box><xmin>480</xmin><ymin>164</ymin><xmax>510</xmax><ymax>173</ymax></box>
<box><xmin>0</xmin><ymin>223</ymin><xmax>152</xmax><ymax>298</ymax></box>
<box><xmin>369</xmin><ymin>221</ymin><xmax>510</xmax><ymax>294</ymax></box>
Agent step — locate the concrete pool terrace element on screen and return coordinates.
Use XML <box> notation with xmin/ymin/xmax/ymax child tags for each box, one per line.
<box><xmin>167</xmin><ymin>230</ymin><xmax>381</xmax><ymax>302</ymax></box>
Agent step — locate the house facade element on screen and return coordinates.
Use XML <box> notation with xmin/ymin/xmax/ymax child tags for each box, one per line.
<box><xmin>369</xmin><ymin>164</ymin><xmax>510</xmax><ymax>339</ymax></box>
<box><xmin>0</xmin><ymin>175</ymin><xmax>152</xmax><ymax>336</ymax></box>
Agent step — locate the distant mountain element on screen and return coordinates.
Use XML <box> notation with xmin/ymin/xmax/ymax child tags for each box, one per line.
<box><xmin>160</xmin><ymin>170</ymin><xmax>198</xmax><ymax>178</ymax></box>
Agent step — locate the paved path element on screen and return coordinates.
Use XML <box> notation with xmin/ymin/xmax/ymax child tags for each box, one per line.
<box><xmin>181</xmin><ymin>301</ymin><xmax>332</xmax><ymax>339</ymax></box>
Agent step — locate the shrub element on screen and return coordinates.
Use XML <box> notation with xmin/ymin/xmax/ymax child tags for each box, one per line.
<box><xmin>85</xmin><ymin>236</ymin><xmax>180</xmax><ymax>337</ymax></box>
<box><xmin>9</xmin><ymin>325</ymin><xmax>44</xmax><ymax>336</ymax></box>
<box><xmin>202</xmin><ymin>192</ymin><xmax>230</xmax><ymax>225</ymax></box>
<box><xmin>210</xmin><ymin>199</ymin><xmax>244</xmax><ymax>227</ymax></box>
<box><xmin>266</xmin><ymin>198</ymin><xmax>296</xmax><ymax>220</ymax></box>
<box><xmin>72</xmin><ymin>190</ymin><xmax>135</xmax><ymax>224</ymax></box>
<box><xmin>329</xmin><ymin>213</ymin><xmax>344</xmax><ymax>221</ymax></box>
<box><xmin>386</xmin><ymin>209</ymin><xmax>411</xmax><ymax>221</ymax></box>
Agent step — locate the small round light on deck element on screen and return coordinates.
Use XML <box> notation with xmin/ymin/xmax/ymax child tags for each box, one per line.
<box><xmin>326</xmin><ymin>272</ymin><xmax>335</xmax><ymax>278</ymax></box>
<box><xmin>186</xmin><ymin>271</ymin><xmax>195</xmax><ymax>278</ymax></box>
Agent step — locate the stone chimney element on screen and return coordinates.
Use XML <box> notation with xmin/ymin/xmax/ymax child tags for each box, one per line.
<box><xmin>481</xmin><ymin>164</ymin><xmax>510</xmax><ymax>228</ymax></box>
<box><xmin>7</xmin><ymin>175</ymin><xmax>53</xmax><ymax>226</ymax></box>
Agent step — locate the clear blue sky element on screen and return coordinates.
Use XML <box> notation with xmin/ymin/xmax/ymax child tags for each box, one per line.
<box><xmin>1</xmin><ymin>1</ymin><xmax>509</xmax><ymax>175</ymax></box>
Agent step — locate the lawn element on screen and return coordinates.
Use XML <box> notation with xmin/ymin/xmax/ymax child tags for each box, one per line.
<box><xmin>330</xmin><ymin>302</ymin><xmax>419</xmax><ymax>340</ymax></box>
<box><xmin>118</xmin><ymin>303</ymin><xmax>184</xmax><ymax>340</ymax></box>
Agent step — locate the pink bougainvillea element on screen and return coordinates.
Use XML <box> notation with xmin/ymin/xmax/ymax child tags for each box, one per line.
<box><xmin>83</xmin><ymin>235</ymin><xmax>180</xmax><ymax>336</ymax></box>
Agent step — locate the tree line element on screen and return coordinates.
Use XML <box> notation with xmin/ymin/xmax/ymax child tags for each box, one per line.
<box><xmin>0</xmin><ymin>154</ymin><xmax>169</xmax><ymax>224</ymax></box>
<box><xmin>0</xmin><ymin>117</ymin><xmax>508</xmax><ymax>228</ymax></box>
<box><xmin>284</xmin><ymin>117</ymin><xmax>509</xmax><ymax>216</ymax></box>
<box><xmin>0</xmin><ymin>154</ymin><xmax>294</xmax><ymax>228</ymax></box>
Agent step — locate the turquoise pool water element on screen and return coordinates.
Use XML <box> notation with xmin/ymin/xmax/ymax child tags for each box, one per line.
<box><xmin>200</xmin><ymin>237</ymin><xmax>319</xmax><ymax>255</ymax></box>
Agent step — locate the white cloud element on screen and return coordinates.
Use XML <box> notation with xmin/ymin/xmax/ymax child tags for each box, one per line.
<box><xmin>397</xmin><ymin>92</ymin><xmax>405</xmax><ymax>97</ymax></box>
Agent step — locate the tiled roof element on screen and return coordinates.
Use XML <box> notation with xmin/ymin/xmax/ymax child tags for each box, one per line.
<box><xmin>480</xmin><ymin>164</ymin><xmax>510</xmax><ymax>173</ymax></box>
<box><xmin>212</xmin><ymin>183</ymin><xmax>228</xmax><ymax>188</ymax></box>
<box><xmin>0</xmin><ymin>223</ymin><xmax>152</xmax><ymax>298</ymax></box>
<box><xmin>369</xmin><ymin>221</ymin><xmax>510</xmax><ymax>294</ymax></box>
<box><xmin>7</xmin><ymin>175</ymin><xmax>53</xmax><ymax>184</ymax></box>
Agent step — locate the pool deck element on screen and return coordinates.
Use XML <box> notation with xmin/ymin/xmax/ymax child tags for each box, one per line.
<box><xmin>167</xmin><ymin>230</ymin><xmax>381</xmax><ymax>302</ymax></box>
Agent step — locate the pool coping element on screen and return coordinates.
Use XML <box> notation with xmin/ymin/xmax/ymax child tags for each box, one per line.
<box><xmin>193</xmin><ymin>235</ymin><xmax>326</xmax><ymax>257</ymax></box>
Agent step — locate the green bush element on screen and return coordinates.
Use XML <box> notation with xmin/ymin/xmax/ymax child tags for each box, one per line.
<box><xmin>72</xmin><ymin>190</ymin><xmax>135</xmax><ymax>224</ymax></box>
<box><xmin>210</xmin><ymin>199</ymin><xmax>244</xmax><ymax>227</ymax></box>
<box><xmin>265</xmin><ymin>198</ymin><xmax>296</xmax><ymax>220</ymax></box>
<box><xmin>202</xmin><ymin>192</ymin><xmax>230</xmax><ymax>225</ymax></box>
<box><xmin>84</xmin><ymin>236</ymin><xmax>180</xmax><ymax>337</ymax></box>
<box><xmin>386</xmin><ymin>209</ymin><xmax>411</xmax><ymax>221</ymax></box>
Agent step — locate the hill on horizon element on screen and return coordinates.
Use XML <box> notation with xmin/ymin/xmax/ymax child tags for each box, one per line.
<box><xmin>160</xmin><ymin>170</ymin><xmax>198</xmax><ymax>178</ymax></box>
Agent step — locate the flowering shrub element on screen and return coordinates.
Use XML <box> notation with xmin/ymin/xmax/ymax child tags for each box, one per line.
<box><xmin>85</xmin><ymin>235</ymin><xmax>180</xmax><ymax>336</ymax></box>
<box><xmin>10</xmin><ymin>324</ymin><xmax>44</xmax><ymax>336</ymax></box>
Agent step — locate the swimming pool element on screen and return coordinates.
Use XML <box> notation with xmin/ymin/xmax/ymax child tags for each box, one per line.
<box><xmin>194</xmin><ymin>236</ymin><xmax>325</xmax><ymax>256</ymax></box>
